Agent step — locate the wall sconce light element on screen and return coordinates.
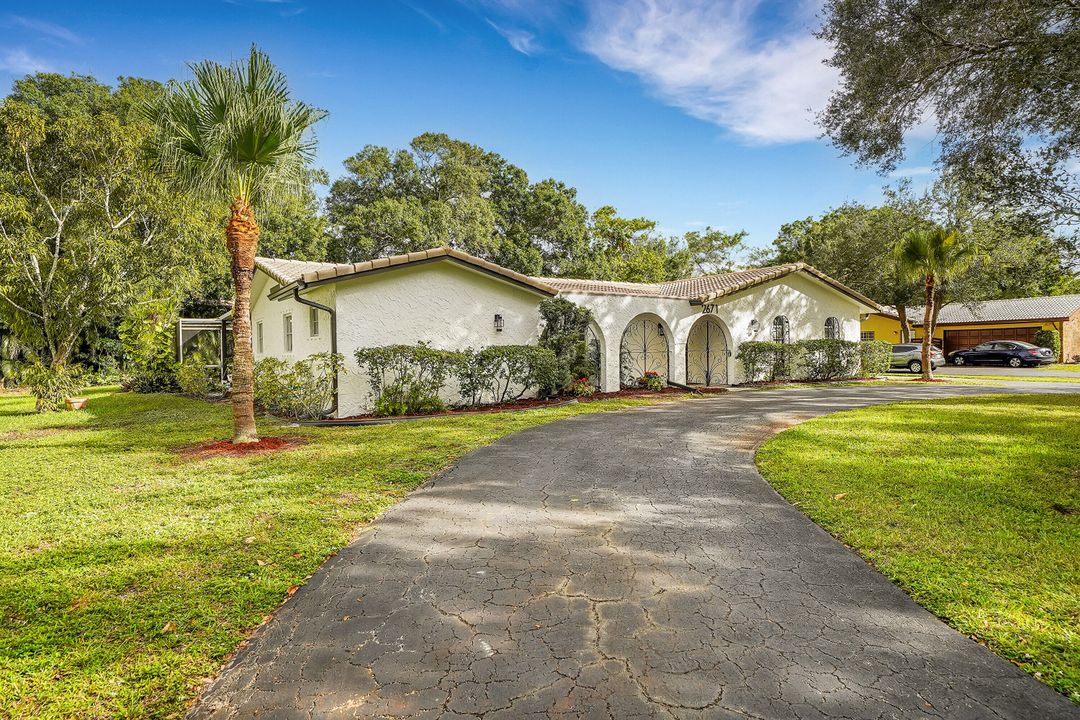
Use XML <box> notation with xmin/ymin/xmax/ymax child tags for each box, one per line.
<box><xmin>494</xmin><ymin>314</ymin><xmax>504</xmax><ymax>332</ymax></box>
<box><xmin>657</xmin><ymin>322</ymin><xmax>664</xmax><ymax>337</ymax></box>
<box><xmin>749</xmin><ymin>319</ymin><xmax>759</xmax><ymax>332</ymax></box>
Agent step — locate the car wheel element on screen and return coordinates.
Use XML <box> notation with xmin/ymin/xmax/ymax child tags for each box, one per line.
<box><xmin>953</xmin><ymin>356</ymin><xmax>965</xmax><ymax>366</ymax></box>
<box><xmin>1008</xmin><ymin>357</ymin><xmax>1023</xmax><ymax>368</ymax></box>
<box><xmin>908</xmin><ymin>360</ymin><xmax>923</xmax><ymax>373</ymax></box>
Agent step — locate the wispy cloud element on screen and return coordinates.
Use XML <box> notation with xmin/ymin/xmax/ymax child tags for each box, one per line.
<box><xmin>7</xmin><ymin>15</ymin><xmax>82</xmax><ymax>45</ymax></box>
<box><xmin>0</xmin><ymin>48</ymin><xmax>53</xmax><ymax>74</ymax></box>
<box><xmin>579</xmin><ymin>0</ymin><xmax>838</xmax><ymax>144</ymax></box>
<box><xmin>888</xmin><ymin>165</ymin><xmax>935</xmax><ymax>179</ymax></box>
<box><xmin>487</xmin><ymin>19</ymin><xmax>540</xmax><ymax>55</ymax></box>
<box><xmin>402</xmin><ymin>1</ymin><xmax>445</xmax><ymax>32</ymax></box>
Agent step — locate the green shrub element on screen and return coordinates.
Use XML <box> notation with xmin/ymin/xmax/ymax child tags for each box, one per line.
<box><xmin>119</xmin><ymin>300</ymin><xmax>178</xmax><ymax>393</ymax></box>
<box><xmin>799</xmin><ymin>339</ymin><xmax>860</xmax><ymax>380</ymax></box>
<box><xmin>736</xmin><ymin>341</ymin><xmax>802</xmax><ymax>383</ymax></box>
<box><xmin>22</xmin><ymin>362</ymin><xmax>83</xmax><ymax>413</ymax></box>
<box><xmin>253</xmin><ymin>352</ymin><xmax>343</xmax><ymax>420</ymax></box>
<box><xmin>355</xmin><ymin>344</ymin><xmax>460</xmax><ymax>416</ymax></box>
<box><xmin>637</xmin><ymin>371</ymin><xmax>665</xmax><ymax>391</ymax></box>
<box><xmin>858</xmin><ymin>340</ymin><xmax>892</xmax><ymax>378</ymax></box>
<box><xmin>1034</xmin><ymin>329</ymin><xmax>1061</xmax><ymax>359</ymax></box>
<box><xmin>474</xmin><ymin>345</ymin><xmax>559</xmax><ymax>404</ymax></box>
<box><xmin>177</xmin><ymin>356</ymin><xmax>214</xmax><ymax>398</ymax></box>
<box><xmin>538</xmin><ymin>298</ymin><xmax>595</xmax><ymax>394</ymax></box>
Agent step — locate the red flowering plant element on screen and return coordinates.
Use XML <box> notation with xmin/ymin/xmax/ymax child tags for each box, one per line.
<box><xmin>637</xmin><ymin>371</ymin><xmax>665</xmax><ymax>391</ymax></box>
<box><xmin>569</xmin><ymin>376</ymin><xmax>595</xmax><ymax>397</ymax></box>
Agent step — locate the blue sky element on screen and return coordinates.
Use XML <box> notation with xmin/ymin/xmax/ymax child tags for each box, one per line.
<box><xmin>0</xmin><ymin>0</ymin><xmax>938</xmax><ymax>254</ymax></box>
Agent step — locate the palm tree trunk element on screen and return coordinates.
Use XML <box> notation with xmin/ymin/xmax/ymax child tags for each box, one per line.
<box><xmin>897</xmin><ymin>304</ymin><xmax>910</xmax><ymax>343</ymax></box>
<box><xmin>921</xmin><ymin>275</ymin><xmax>935</xmax><ymax>381</ymax></box>
<box><xmin>226</xmin><ymin>198</ymin><xmax>259</xmax><ymax>443</ymax></box>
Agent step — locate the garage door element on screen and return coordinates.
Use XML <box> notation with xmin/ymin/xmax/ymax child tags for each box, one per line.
<box><xmin>943</xmin><ymin>327</ymin><xmax>1040</xmax><ymax>355</ymax></box>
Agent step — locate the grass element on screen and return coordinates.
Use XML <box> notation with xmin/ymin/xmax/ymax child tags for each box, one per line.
<box><xmin>0</xmin><ymin>387</ymin><xmax>687</xmax><ymax>719</ymax></box>
<box><xmin>946</xmin><ymin>374</ymin><xmax>1080</xmax><ymax>383</ymax></box>
<box><xmin>1044</xmin><ymin>364</ymin><xmax>1080</xmax><ymax>373</ymax></box>
<box><xmin>756</xmin><ymin>394</ymin><xmax>1080</xmax><ymax>702</ymax></box>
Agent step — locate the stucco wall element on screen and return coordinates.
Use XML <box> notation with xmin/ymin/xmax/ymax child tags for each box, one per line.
<box><xmin>333</xmin><ymin>261</ymin><xmax>546</xmax><ymax>416</ymax></box>
<box><xmin>250</xmin><ymin>273</ymin><xmax>334</xmax><ymax>363</ymax></box>
<box><xmin>565</xmin><ymin>272</ymin><xmax>866</xmax><ymax>390</ymax></box>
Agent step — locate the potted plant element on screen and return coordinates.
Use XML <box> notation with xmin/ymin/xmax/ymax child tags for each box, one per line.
<box><xmin>66</xmin><ymin>396</ymin><xmax>88</xmax><ymax>411</ymax></box>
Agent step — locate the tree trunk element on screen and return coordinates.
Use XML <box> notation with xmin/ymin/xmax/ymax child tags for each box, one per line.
<box><xmin>921</xmin><ymin>275</ymin><xmax>935</xmax><ymax>381</ymax></box>
<box><xmin>897</xmin><ymin>304</ymin><xmax>910</xmax><ymax>343</ymax></box>
<box><xmin>226</xmin><ymin>198</ymin><xmax>260</xmax><ymax>443</ymax></box>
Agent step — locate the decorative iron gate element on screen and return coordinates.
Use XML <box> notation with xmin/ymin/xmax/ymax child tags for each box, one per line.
<box><xmin>620</xmin><ymin>317</ymin><xmax>669</xmax><ymax>387</ymax></box>
<box><xmin>686</xmin><ymin>316</ymin><xmax>729</xmax><ymax>386</ymax></box>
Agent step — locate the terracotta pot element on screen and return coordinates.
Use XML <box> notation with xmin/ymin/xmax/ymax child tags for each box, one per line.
<box><xmin>66</xmin><ymin>397</ymin><xmax>88</xmax><ymax>411</ymax></box>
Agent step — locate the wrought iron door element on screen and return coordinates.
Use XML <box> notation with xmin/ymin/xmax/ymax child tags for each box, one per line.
<box><xmin>686</xmin><ymin>317</ymin><xmax>728</xmax><ymax>386</ymax></box>
<box><xmin>620</xmin><ymin>318</ymin><xmax>669</xmax><ymax>387</ymax></box>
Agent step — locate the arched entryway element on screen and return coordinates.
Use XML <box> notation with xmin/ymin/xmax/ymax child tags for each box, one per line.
<box><xmin>620</xmin><ymin>314</ymin><xmax>670</xmax><ymax>388</ymax></box>
<box><xmin>685</xmin><ymin>315</ymin><xmax>730</xmax><ymax>386</ymax></box>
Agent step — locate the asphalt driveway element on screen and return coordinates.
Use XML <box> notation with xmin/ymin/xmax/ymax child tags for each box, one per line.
<box><xmin>933</xmin><ymin>365</ymin><xmax>1080</xmax><ymax>379</ymax></box>
<box><xmin>193</xmin><ymin>382</ymin><xmax>1080</xmax><ymax>720</ymax></box>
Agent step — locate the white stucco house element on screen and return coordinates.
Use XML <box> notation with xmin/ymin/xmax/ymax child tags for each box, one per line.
<box><xmin>249</xmin><ymin>246</ymin><xmax>879</xmax><ymax>417</ymax></box>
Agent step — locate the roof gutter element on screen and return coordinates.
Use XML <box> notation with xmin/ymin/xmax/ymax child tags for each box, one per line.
<box><xmin>291</xmin><ymin>285</ymin><xmax>339</xmax><ymax>418</ymax></box>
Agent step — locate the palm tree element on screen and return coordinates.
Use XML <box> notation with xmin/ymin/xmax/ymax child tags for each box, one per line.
<box><xmin>151</xmin><ymin>47</ymin><xmax>326</xmax><ymax>442</ymax></box>
<box><xmin>894</xmin><ymin>227</ymin><xmax>975</xmax><ymax>380</ymax></box>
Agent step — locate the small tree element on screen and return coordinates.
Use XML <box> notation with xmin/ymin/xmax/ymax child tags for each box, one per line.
<box><xmin>895</xmin><ymin>228</ymin><xmax>976</xmax><ymax>380</ymax></box>
<box><xmin>151</xmin><ymin>46</ymin><xmax>326</xmax><ymax>442</ymax></box>
<box><xmin>538</xmin><ymin>297</ymin><xmax>594</xmax><ymax>393</ymax></box>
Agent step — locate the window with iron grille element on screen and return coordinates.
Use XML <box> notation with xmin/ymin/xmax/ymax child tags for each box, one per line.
<box><xmin>824</xmin><ymin>316</ymin><xmax>840</xmax><ymax>339</ymax></box>
<box><xmin>771</xmin><ymin>315</ymin><xmax>789</xmax><ymax>343</ymax></box>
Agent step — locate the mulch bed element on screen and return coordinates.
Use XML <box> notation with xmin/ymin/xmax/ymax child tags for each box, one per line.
<box><xmin>179</xmin><ymin>435</ymin><xmax>307</xmax><ymax>460</ymax></box>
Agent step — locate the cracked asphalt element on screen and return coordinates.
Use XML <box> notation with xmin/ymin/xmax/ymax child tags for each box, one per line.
<box><xmin>192</xmin><ymin>382</ymin><xmax>1080</xmax><ymax>720</ymax></box>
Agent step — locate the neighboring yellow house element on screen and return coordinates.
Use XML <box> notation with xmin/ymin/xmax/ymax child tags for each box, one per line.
<box><xmin>860</xmin><ymin>294</ymin><xmax>1080</xmax><ymax>362</ymax></box>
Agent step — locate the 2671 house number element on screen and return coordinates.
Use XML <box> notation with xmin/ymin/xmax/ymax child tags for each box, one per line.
<box><xmin>701</xmin><ymin>304</ymin><xmax>718</xmax><ymax>314</ymax></box>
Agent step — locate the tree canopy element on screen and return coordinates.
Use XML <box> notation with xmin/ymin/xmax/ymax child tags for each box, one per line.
<box><xmin>819</xmin><ymin>0</ymin><xmax>1080</xmax><ymax>226</ymax></box>
<box><xmin>0</xmin><ymin>74</ymin><xmax>217</xmax><ymax>368</ymax></box>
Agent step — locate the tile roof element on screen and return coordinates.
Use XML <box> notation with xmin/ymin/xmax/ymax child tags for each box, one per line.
<box><xmin>255</xmin><ymin>247</ymin><xmax>558</xmax><ymax>296</ymax></box>
<box><xmin>906</xmin><ymin>295</ymin><xmax>1080</xmax><ymax>325</ymax></box>
<box><xmin>538</xmin><ymin>262</ymin><xmax>880</xmax><ymax>308</ymax></box>
<box><xmin>256</xmin><ymin>249</ymin><xmax>880</xmax><ymax>309</ymax></box>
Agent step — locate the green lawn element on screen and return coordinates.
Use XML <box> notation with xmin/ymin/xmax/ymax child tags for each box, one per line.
<box><xmin>756</xmin><ymin>394</ymin><xmax>1080</xmax><ymax>702</ymax></box>
<box><xmin>0</xmin><ymin>387</ymin><xmax>684</xmax><ymax>719</ymax></box>
<box><xmin>1045</xmin><ymin>364</ymin><xmax>1080</xmax><ymax>373</ymax></box>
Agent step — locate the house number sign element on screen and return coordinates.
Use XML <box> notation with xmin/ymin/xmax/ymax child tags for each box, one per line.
<box><xmin>701</xmin><ymin>304</ymin><xmax>718</xmax><ymax>314</ymax></box>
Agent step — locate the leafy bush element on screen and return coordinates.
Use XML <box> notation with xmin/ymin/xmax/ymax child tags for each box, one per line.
<box><xmin>177</xmin><ymin>356</ymin><xmax>215</xmax><ymax>398</ymax></box>
<box><xmin>1034</xmin><ymin>329</ymin><xmax>1061</xmax><ymax>359</ymax></box>
<box><xmin>858</xmin><ymin>340</ymin><xmax>892</xmax><ymax>378</ymax></box>
<box><xmin>800</xmin><ymin>339</ymin><xmax>860</xmax><ymax>381</ymax></box>
<box><xmin>253</xmin><ymin>352</ymin><xmax>343</xmax><ymax>420</ymax></box>
<box><xmin>637</xmin><ymin>371</ymin><xmax>665</xmax><ymax>391</ymax></box>
<box><xmin>736</xmin><ymin>341</ymin><xmax>802</xmax><ymax>383</ymax></box>
<box><xmin>538</xmin><ymin>298</ymin><xmax>595</xmax><ymax>394</ymax></box>
<box><xmin>355</xmin><ymin>344</ymin><xmax>460</xmax><ymax>416</ymax></box>
<box><xmin>22</xmin><ymin>362</ymin><xmax>83</xmax><ymax>413</ymax></box>
<box><xmin>473</xmin><ymin>345</ymin><xmax>559</xmax><ymax>404</ymax></box>
<box><xmin>568</xmin><ymin>376</ymin><xmax>595</xmax><ymax>397</ymax></box>
<box><xmin>119</xmin><ymin>300</ymin><xmax>178</xmax><ymax>393</ymax></box>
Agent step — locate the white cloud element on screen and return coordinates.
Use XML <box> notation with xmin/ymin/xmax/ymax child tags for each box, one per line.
<box><xmin>580</xmin><ymin>0</ymin><xmax>838</xmax><ymax>143</ymax></box>
<box><xmin>0</xmin><ymin>49</ymin><xmax>52</xmax><ymax>75</ymax></box>
<box><xmin>487</xmin><ymin>19</ymin><xmax>540</xmax><ymax>55</ymax></box>
<box><xmin>8</xmin><ymin>15</ymin><xmax>82</xmax><ymax>45</ymax></box>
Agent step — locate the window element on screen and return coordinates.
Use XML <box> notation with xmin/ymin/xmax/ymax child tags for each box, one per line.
<box><xmin>771</xmin><ymin>316</ymin><xmax>789</xmax><ymax>343</ymax></box>
<box><xmin>256</xmin><ymin>321</ymin><xmax>264</xmax><ymax>354</ymax></box>
<box><xmin>861</xmin><ymin>331</ymin><xmax>876</xmax><ymax>341</ymax></box>
<box><xmin>283</xmin><ymin>313</ymin><xmax>293</xmax><ymax>353</ymax></box>
<box><xmin>824</xmin><ymin>317</ymin><xmax>840</xmax><ymax>340</ymax></box>
<box><xmin>309</xmin><ymin>307</ymin><xmax>319</xmax><ymax>337</ymax></box>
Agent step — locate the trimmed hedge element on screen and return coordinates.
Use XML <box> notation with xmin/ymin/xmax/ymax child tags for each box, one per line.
<box><xmin>253</xmin><ymin>352</ymin><xmax>343</xmax><ymax>420</ymax></box>
<box><xmin>737</xmin><ymin>339</ymin><xmax>891</xmax><ymax>383</ymax></box>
